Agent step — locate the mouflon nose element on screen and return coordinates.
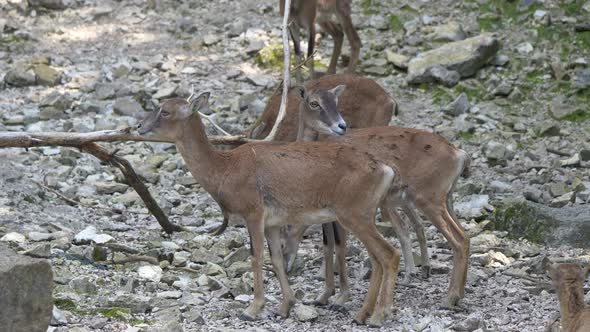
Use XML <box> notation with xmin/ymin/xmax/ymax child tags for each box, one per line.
<box><xmin>338</xmin><ymin>122</ymin><xmax>347</xmax><ymax>131</ymax></box>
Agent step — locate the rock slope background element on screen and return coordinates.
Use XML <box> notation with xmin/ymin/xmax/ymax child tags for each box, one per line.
<box><xmin>0</xmin><ymin>0</ymin><xmax>589</xmax><ymax>331</ymax></box>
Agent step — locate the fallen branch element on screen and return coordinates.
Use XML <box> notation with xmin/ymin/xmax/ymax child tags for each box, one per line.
<box><xmin>81</xmin><ymin>142</ymin><xmax>186</xmax><ymax>234</ymax></box>
<box><xmin>265</xmin><ymin>0</ymin><xmax>291</xmax><ymax>141</ymax></box>
<box><xmin>0</xmin><ymin>129</ymin><xmax>255</xmax><ymax>148</ymax></box>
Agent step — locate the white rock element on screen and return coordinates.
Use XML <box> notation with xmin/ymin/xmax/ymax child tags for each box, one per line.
<box><xmin>234</xmin><ymin>294</ymin><xmax>252</xmax><ymax>303</ymax></box>
<box><xmin>454</xmin><ymin>195</ymin><xmax>490</xmax><ymax>219</ymax></box>
<box><xmin>137</xmin><ymin>265</ymin><xmax>163</xmax><ymax>282</ymax></box>
<box><xmin>73</xmin><ymin>226</ymin><xmax>112</xmax><ymax>244</ymax></box>
<box><xmin>0</xmin><ymin>232</ymin><xmax>26</xmax><ymax>243</ymax></box>
<box><xmin>293</xmin><ymin>304</ymin><xmax>318</xmax><ymax>322</ymax></box>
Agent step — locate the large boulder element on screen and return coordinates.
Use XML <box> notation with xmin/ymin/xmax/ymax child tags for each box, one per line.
<box><xmin>407</xmin><ymin>34</ymin><xmax>500</xmax><ymax>85</ymax></box>
<box><xmin>492</xmin><ymin>199</ymin><xmax>590</xmax><ymax>248</ymax></box>
<box><xmin>0</xmin><ymin>244</ymin><xmax>53</xmax><ymax>332</ymax></box>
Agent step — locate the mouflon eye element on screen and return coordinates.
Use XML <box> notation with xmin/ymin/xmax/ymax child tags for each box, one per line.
<box><xmin>310</xmin><ymin>101</ymin><xmax>319</xmax><ymax>108</ymax></box>
<box><xmin>161</xmin><ymin>111</ymin><xmax>170</xmax><ymax>117</ymax></box>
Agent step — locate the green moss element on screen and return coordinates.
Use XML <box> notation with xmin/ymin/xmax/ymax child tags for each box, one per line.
<box><xmin>492</xmin><ymin>201</ymin><xmax>556</xmax><ymax>243</ymax></box>
<box><xmin>561</xmin><ymin>110</ymin><xmax>590</xmax><ymax>122</ymax></box>
<box><xmin>92</xmin><ymin>247</ymin><xmax>108</xmax><ymax>262</ymax></box>
<box><xmin>476</xmin><ymin>0</ymin><xmax>541</xmax><ymax>30</ymax></box>
<box><xmin>200</xmin><ymin>212</ymin><xmax>223</xmax><ymax>219</ymax></box>
<box><xmin>559</xmin><ymin>0</ymin><xmax>585</xmax><ymax>16</ymax></box>
<box><xmin>360</xmin><ymin>0</ymin><xmax>381</xmax><ymax>15</ymax></box>
<box><xmin>98</xmin><ymin>307</ymin><xmax>132</xmax><ymax>321</ymax></box>
<box><xmin>453</xmin><ymin>83</ymin><xmax>486</xmax><ymax>102</ymax></box>
<box><xmin>388</xmin><ymin>15</ymin><xmax>403</xmax><ymax>31</ymax></box>
<box><xmin>54</xmin><ymin>298</ymin><xmax>77</xmax><ymax>311</ymax></box>
<box><xmin>255</xmin><ymin>43</ymin><xmax>321</xmax><ymax>71</ymax></box>
<box><xmin>431</xmin><ymin>86</ymin><xmax>452</xmax><ymax>105</ymax></box>
<box><xmin>255</xmin><ymin>43</ymin><xmax>285</xmax><ymax>70</ymax></box>
<box><xmin>0</xmin><ymin>35</ymin><xmax>25</xmax><ymax>45</ymax></box>
<box><xmin>458</xmin><ymin>131</ymin><xmax>475</xmax><ymax>141</ymax></box>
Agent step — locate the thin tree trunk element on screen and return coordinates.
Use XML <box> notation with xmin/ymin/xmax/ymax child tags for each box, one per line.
<box><xmin>265</xmin><ymin>0</ymin><xmax>291</xmax><ymax>141</ymax></box>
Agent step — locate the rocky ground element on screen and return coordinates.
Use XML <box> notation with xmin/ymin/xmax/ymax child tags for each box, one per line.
<box><xmin>0</xmin><ymin>0</ymin><xmax>589</xmax><ymax>331</ymax></box>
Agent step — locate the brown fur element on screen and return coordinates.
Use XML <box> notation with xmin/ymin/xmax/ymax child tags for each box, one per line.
<box><xmin>547</xmin><ymin>263</ymin><xmax>590</xmax><ymax>332</ymax></box>
<box><xmin>287</xmin><ymin>87</ymin><xmax>471</xmax><ymax>308</ymax></box>
<box><xmin>137</xmin><ymin>94</ymin><xmax>401</xmax><ymax>326</ymax></box>
<box><xmin>247</xmin><ymin>74</ymin><xmax>395</xmax><ymax>140</ymax></box>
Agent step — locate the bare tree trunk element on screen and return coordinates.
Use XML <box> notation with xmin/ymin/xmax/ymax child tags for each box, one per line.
<box><xmin>265</xmin><ymin>0</ymin><xmax>291</xmax><ymax>141</ymax></box>
<box><xmin>0</xmin><ymin>129</ymin><xmax>255</xmax><ymax>148</ymax></box>
<box><xmin>81</xmin><ymin>143</ymin><xmax>185</xmax><ymax>234</ymax></box>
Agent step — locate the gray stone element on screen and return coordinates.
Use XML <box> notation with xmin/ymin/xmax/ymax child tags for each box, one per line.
<box><xmin>550</xmin><ymin>192</ymin><xmax>575</xmax><ymax>208</ymax></box>
<box><xmin>407</xmin><ymin>34</ymin><xmax>500</xmax><ymax>84</ymax></box>
<box><xmin>153</xmin><ymin>84</ymin><xmax>177</xmax><ymax>99</ymax></box>
<box><xmin>227</xmin><ymin>261</ymin><xmax>250</xmax><ymax>278</ymax></box>
<box><xmin>24</xmin><ymin>243</ymin><xmax>52</xmax><ymax>258</ymax></box>
<box><xmin>113</xmin><ymin>97</ymin><xmax>144</xmax><ymax>116</ymax></box>
<box><xmin>363</xmin><ymin>66</ymin><xmax>390</xmax><ymax>76</ymax></box>
<box><xmin>492</xmin><ymin>81</ymin><xmax>513</xmax><ymax>96</ymax></box>
<box><xmin>426</xmin><ymin>22</ymin><xmax>466</xmax><ymax>42</ymax></box>
<box><xmin>93</xmin><ymin>181</ymin><xmax>129</xmax><ymax>195</ymax></box>
<box><xmin>493</xmin><ymin>199</ymin><xmax>590</xmax><ymax>248</ymax></box>
<box><xmin>573</xmin><ymin>68</ymin><xmax>590</xmax><ymax>89</ymax></box>
<box><xmin>442</xmin><ymin>92</ymin><xmax>471</xmax><ymax>116</ymax></box>
<box><xmin>223</xmin><ymin>246</ymin><xmax>250</xmax><ymax>267</ymax></box>
<box><xmin>245</xmin><ymin>74</ymin><xmax>274</xmax><ymax>87</ymax></box>
<box><xmin>112</xmin><ymin>191</ymin><xmax>141</xmax><ymax>206</ymax></box>
<box><xmin>535</xmin><ymin>122</ymin><xmax>560</xmax><ymax>137</ymax></box>
<box><xmin>50</xmin><ymin>307</ymin><xmax>67</xmax><ymax>326</ymax></box>
<box><xmin>427</xmin><ymin>65</ymin><xmax>460</xmax><ymax>87</ymax></box>
<box><xmin>293</xmin><ymin>304</ymin><xmax>318</xmax><ymax>322</ymax></box>
<box><xmin>385</xmin><ymin>50</ymin><xmax>409</xmax><ymax>69</ymax></box>
<box><xmin>95</xmin><ymin>83</ymin><xmax>116</xmax><ymax>100</ymax></box>
<box><xmin>4</xmin><ymin>65</ymin><xmax>36</xmax><ymax>87</ymax></box>
<box><xmin>156</xmin><ymin>291</ymin><xmax>182</xmax><ymax>299</ymax></box>
<box><xmin>27</xmin><ymin>231</ymin><xmax>54</xmax><ymax>242</ymax></box>
<box><xmin>560</xmin><ymin>153</ymin><xmax>581</xmax><ymax>167</ymax></box>
<box><xmin>33</xmin><ymin>64</ymin><xmax>61</xmax><ymax>86</ymax></box>
<box><xmin>0</xmin><ymin>244</ymin><xmax>53</xmax><ymax>332</ymax></box>
<box><xmin>549</xmin><ymin>96</ymin><xmax>580</xmax><ymax>119</ymax></box>
<box><xmin>451</xmin><ymin>312</ymin><xmax>483</xmax><ymax>331</ymax></box>
<box><xmin>484</xmin><ymin>141</ymin><xmax>506</xmax><ymax>161</ymax></box>
<box><xmin>40</xmin><ymin>92</ymin><xmax>72</xmax><ymax>111</ymax></box>
<box><xmin>69</xmin><ymin>277</ymin><xmax>97</xmax><ymax>294</ymax></box>
<box><xmin>191</xmin><ymin>247</ymin><xmax>223</xmax><ymax>265</ymax></box>
<box><xmin>203</xmin><ymin>262</ymin><xmax>226</xmax><ymax>276</ymax></box>
<box><xmin>581</xmin><ymin>149</ymin><xmax>590</xmax><ymax>161</ymax></box>
<box><xmin>203</xmin><ymin>34</ymin><xmax>221</xmax><ymax>46</ymax></box>
<box><xmin>492</xmin><ymin>54</ymin><xmax>510</xmax><ymax>66</ymax></box>
<box><xmin>108</xmin><ymin>294</ymin><xmax>152</xmax><ymax>313</ymax></box>
<box><xmin>471</xmin><ymin>233</ymin><xmax>501</xmax><ymax>249</ymax></box>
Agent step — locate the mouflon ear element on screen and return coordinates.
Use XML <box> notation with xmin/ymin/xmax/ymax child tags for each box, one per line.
<box><xmin>544</xmin><ymin>260</ymin><xmax>556</xmax><ymax>274</ymax></box>
<box><xmin>330</xmin><ymin>84</ymin><xmax>346</xmax><ymax>98</ymax></box>
<box><xmin>189</xmin><ymin>92</ymin><xmax>210</xmax><ymax>112</ymax></box>
<box><xmin>295</xmin><ymin>85</ymin><xmax>308</xmax><ymax>100</ymax></box>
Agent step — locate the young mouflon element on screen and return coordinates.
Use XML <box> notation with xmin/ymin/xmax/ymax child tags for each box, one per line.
<box><xmin>282</xmin><ymin>85</ymin><xmax>471</xmax><ymax>309</ymax></box>
<box><xmin>136</xmin><ymin>92</ymin><xmax>403</xmax><ymax>327</ymax></box>
<box><xmin>547</xmin><ymin>263</ymin><xmax>590</xmax><ymax>332</ymax></box>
